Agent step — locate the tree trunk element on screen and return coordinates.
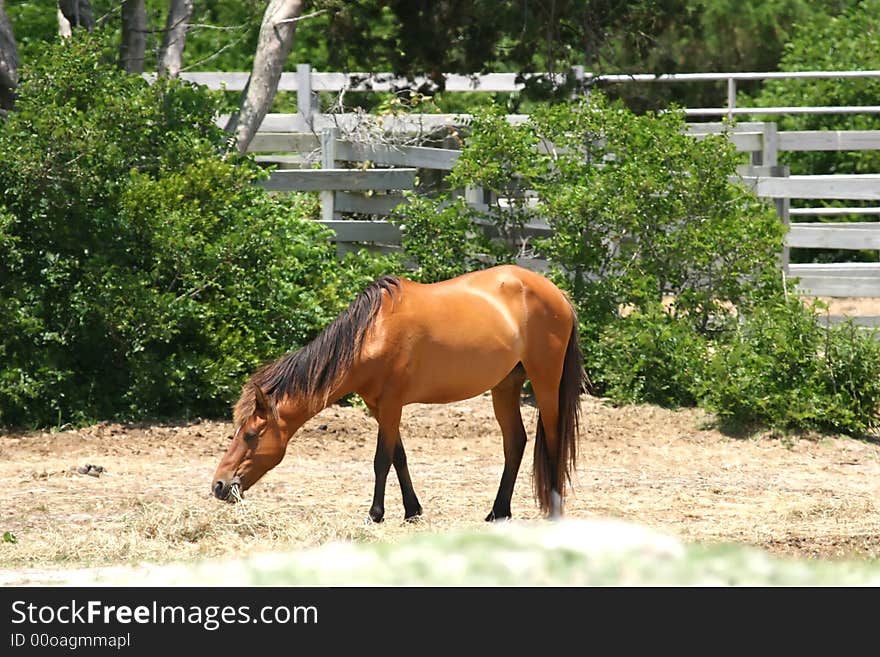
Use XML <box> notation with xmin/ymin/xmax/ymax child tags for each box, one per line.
<box><xmin>58</xmin><ymin>0</ymin><xmax>94</xmax><ymax>31</ymax></box>
<box><xmin>0</xmin><ymin>0</ymin><xmax>18</xmax><ymax>112</ymax></box>
<box><xmin>226</xmin><ymin>0</ymin><xmax>304</xmax><ymax>154</ymax></box>
<box><xmin>120</xmin><ymin>0</ymin><xmax>146</xmax><ymax>74</ymax></box>
<box><xmin>158</xmin><ymin>0</ymin><xmax>193</xmax><ymax>78</ymax></box>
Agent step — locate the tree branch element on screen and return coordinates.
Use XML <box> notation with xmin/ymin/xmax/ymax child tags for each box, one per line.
<box><xmin>158</xmin><ymin>0</ymin><xmax>193</xmax><ymax>78</ymax></box>
<box><xmin>225</xmin><ymin>0</ymin><xmax>305</xmax><ymax>154</ymax></box>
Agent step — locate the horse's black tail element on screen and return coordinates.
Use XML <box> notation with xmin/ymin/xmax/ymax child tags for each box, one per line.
<box><xmin>534</xmin><ymin>313</ymin><xmax>586</xmax><ymax>515</ymax></box>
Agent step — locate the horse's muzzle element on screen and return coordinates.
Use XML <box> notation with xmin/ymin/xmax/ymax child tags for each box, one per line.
<box><xmin>212</xmin><ymin>477</ymin><xmax>241</xmax><ymax>502</ymax></box>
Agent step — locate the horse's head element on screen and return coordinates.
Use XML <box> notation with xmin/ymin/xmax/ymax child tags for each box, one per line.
<box><xmin>212</xmin><ymin>384</ymin><xmax>287</xmax><ymax>502</ymax></box>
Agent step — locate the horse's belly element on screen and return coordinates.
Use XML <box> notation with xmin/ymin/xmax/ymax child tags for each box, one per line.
<box><xmin>402</xmin><ymin>342</ymin><xmax>521</xmax><ymax>404</ymax></box>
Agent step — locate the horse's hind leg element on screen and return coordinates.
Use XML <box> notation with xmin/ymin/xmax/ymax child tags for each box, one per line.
<box><xmin>368</xmin><ymin>402</ymin><xmax>422</xmax><ymax>522</ymax></box>
<box><xmin>486</xmin><ymin>364</ymin><xmax>528</xmax><ymax>521</ymax></box>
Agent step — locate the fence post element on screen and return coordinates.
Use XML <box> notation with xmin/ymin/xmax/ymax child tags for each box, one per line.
<box><xmin>764</xmin><ymin>164</ymin><xmax>791</xmax><ymax>277</ymax></box>
<box><xmin>297</xmin><ymin>63</ymin><xmax>313</xmax><ymax>130</ymax></box>
<box><xmin>726</xmin><ymin>77</ymin><xmax>736</xmax><ymax>124</ymax></box>
<box><xmin>763</xmin><ymin>123</ymin><xmax>778</xmax><ymax>168</ymax></box>
<box><xmin>570</xmin><ymin>65</ymin><xmax>585</xmax><ymax>99</ymax></box>
<box><xmin>745</xmin><ymin>164</ymin><xmax>790</xmax><ymax>277</ymax></box>
<box><xmin>321</xmin><ymin>128</ymin><xmax>338</xmax><ymax>226</ymax></box>
<box><xmin>464</xmin><ymin>185</ymin><xmax>484</xmax><ymax>209</ymax></box>
<box><xmin>752</xmin><ymin>122</ymin><xmax>778</xmax><ymax>168</ymax></box>
<box><xmin>776</xmin><ymin>169</ymin><xmax>791</xmax><ymax>278</ymax></box>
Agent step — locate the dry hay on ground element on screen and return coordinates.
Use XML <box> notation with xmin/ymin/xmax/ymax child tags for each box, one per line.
<box><xmin>2</xmin><ymin>391</ymin><xmax>880</xmax><ymax>584</ymax></box>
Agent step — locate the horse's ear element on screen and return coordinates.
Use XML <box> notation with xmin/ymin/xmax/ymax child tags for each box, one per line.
<box><xmin>252</xmin><ymin>384</ymin><xmax>270</xmax><ymax>418</ymax></box>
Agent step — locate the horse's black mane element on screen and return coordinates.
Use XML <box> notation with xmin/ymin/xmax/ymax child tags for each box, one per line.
<box><xmin>234</xmin><ymin>276</ymin><xmax>400</xmax><ymax>427</ymax></box>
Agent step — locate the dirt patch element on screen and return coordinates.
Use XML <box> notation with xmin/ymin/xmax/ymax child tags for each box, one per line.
<box><xmin>814</xmin><ymin>296</ymin><xmax>880</xmax><ymax>317</ymax></box>
<box><xmin>2</xmin><ymin>393</ymin><xmax>880</xmax><ymax>582</ymax></box>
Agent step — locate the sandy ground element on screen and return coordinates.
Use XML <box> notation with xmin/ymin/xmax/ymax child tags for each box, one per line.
<box><xmin>815</xmin><ymin>296</ymin><xmax>880</xmax><ymax>317</ymax></box>
<box><xmin>2</xmin><ymin>390</ymin><xmax>879</xmax><ymax>584</ymax></box>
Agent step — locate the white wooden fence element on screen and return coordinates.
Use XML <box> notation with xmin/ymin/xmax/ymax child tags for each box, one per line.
<box><xmin>182</xmin><ymin>68</ymin><xmax>880</xmax><ymax>323</ymax></box>
<box><xmin>168</xmin><ymin>66</ymin><xmax>880</xmax><ymax>124</ymax></box>
<box><xmin>249</xmin><ymin>124</ymin><xmax>880</xmax><ymax>322</ymax></box>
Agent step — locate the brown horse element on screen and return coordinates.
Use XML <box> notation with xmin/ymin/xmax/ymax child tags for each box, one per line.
<box><xmin>212</xmin><ymin>264</ymin><xmax>586</xmax><ymax>521</ymax></box>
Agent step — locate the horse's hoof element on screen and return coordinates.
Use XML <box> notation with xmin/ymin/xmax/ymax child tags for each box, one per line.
<box><xmin>404</xmin><ymin>514</ymin><xmax>423</xmax><ymax>524</ymax></box>
<box><xmin>404</xmin><ymin>505</ymin><xmax>423</xmax><ymax>522</ymax></box>
<box><xmin>368</xmin><ymin>507</ymin><xmax>385</xmax><ymax>523</ymax></box>
<box><xmin>485</xmin><ymin>510</ymin><xmax>511</xmax><ymax>522</ymax></box>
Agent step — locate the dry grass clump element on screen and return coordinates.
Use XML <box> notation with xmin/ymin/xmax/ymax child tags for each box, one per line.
<box><xmin>5</xmin><ymin>495</ymin><xmax>460</xmax><ymax>572</ymax></box>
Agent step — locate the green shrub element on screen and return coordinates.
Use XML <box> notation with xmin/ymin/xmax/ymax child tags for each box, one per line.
<box><xmin>819</xmin><ymin>321</ymin><xmax>880</xmax><ymax>434</ymax></box>
<box><xmin>702</xmin><ymin>298</ymin><xmax>880</xmax><ymax>435</ymax></box>
<box><xmin>701</xmin><ymin>297</ymin><xmax>825</xmax><ymax>431</ymax></box>
<box><xmin>592</xmin><ymin>305</ymin><xmax>710</xmax><ymax>408</ymax></box>
<box><xmin>530</xmin><ymin>97</ymin><xmax>784</xmax><ymax>335</ymax></box>
<box><xmin>395</xmin><ymin>195</ymin><xmax>497</xmax><ymax>283</ymax></box>
<box><xmin>0</xmin><ymin>33</ymin><xmax>396</xmax><ymax>427</ymax></box>
<box><xmin>399</xmin><ymin>96</ymin><xmax>783</xmax><ymax>325</ymax></box>
<box><xmin>394</xmin><ymin>107</ymin><xmax>536</xmax><ymax>283</ymax></box>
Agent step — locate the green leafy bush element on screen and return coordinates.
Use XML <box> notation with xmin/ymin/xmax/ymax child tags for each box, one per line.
<box><xmin>400</xmin><ymin>97</ymin><xmax>783</xmax><ymax>322</ymax></box>
<box><xmin>394</xmin><ymin>108</ymin><xmax>536</xmax><ymax>283</ymax></box>
<box><xmin>395</xmin><ymin>195</ymin><xmax>494</xmax><ymax>283</ymax></box>
<box><xmin>0</xmin><ymin>33</ymin><xmax>396</xmax><ymax>427</ymax></box>
<box><xmin>593</xmin><ymin>305</ymin><xmax>710</xmax><ymax>408</ymax></box>
<box><xmin>702</xmin><ymin>298</ymin><xmax>880</xmax><ymax>435</ymax></box>
<box><xmin>533</xmin><ymin>97</ymin><xmax>783</xmax><ymax>333</ymax></box>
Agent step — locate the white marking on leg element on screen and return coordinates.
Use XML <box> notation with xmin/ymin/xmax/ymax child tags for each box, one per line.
<box><xmin>550</xmin><ymin>489</ymin><xmax>563</xmax><ymax>519</ymax></box>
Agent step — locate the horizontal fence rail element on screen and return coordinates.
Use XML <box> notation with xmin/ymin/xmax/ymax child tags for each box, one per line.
<box><xmin>684</xmin><ymin>105</ymin><xmax>880</xmax><ymax>117</ymax></box>
<box><xmin>257</xmin><ymin>168</ymin><xmax>416</xmax><ymax>192</ymax></box>
<box><xmin>789</xmin><ymin>207</ymin><xmax>880</xmax><ymax>217</ymax></box>
<box><xmin>334</xmin><ymin>142</ymin><xmax>460</xmax><ymax>170</ymax></box>
<box><xmin>778</xmin><ymin>131</ymin><xmax>880</xmax><ymax>151</ymax></box>
<box><xmin>742</xmin><ymin>175</ymin><xmax>880</xmax><ymax>200</ymax></box>
<box><xmin>220</xmin><ymin>112</ymin><xmax>529</xmax><ymax>133</ymax></box>
<box><xmin>790</xmin><ymin>263</ymin><xmax>880</xmax><ymax>298</ymax></box>
<box><xmin>163</xmin><ymin>68</ymin><xmax>880</xmax><ymax>91</ymax></box>
<box><xmin>787</xmin><ymin>223</ymin><xmax>880</xmax><ymax>250</ymax></box>
<box><xmin>185</xmin><ymin>66</ymin><xmax>880</xmax><ymax>124</ymax></box>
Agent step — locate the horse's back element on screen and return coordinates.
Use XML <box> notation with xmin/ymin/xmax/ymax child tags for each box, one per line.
<box><xmin>404</xmin><ymin>264</ymin><xmax>569</xmax><ymax>338</ymax></box>
<box><xmin>421</xmin><ymin>265</ymin><xmax>573</xmax><ymax>339</ymax></box>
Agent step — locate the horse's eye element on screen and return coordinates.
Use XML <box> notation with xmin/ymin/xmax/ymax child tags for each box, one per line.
<box><xmin>243</xmin><ymin>432</ymin><xmax>257</xmax><ymax>444</ymax></box>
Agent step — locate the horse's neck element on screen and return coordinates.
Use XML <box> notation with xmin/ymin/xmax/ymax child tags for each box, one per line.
<box><xmin>277</xmin><ymin>375</ymin><xmax>357</xmax><ymax>441</ymax></box>
<box><xmin>277</xmin><ymin>398</ymin><xmax>319</xmax><ymax>441</ymax></box>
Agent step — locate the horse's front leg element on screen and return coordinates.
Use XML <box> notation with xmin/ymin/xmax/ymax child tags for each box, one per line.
<box><xmin>368</xmin><ymin>403</ymin><xmax>421</xmax><ymax>522</ymax></box>
<box><xmin>369</xmin><ymin>431</ymin><xmax>392</xmax><ymax>523</ymax></box>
